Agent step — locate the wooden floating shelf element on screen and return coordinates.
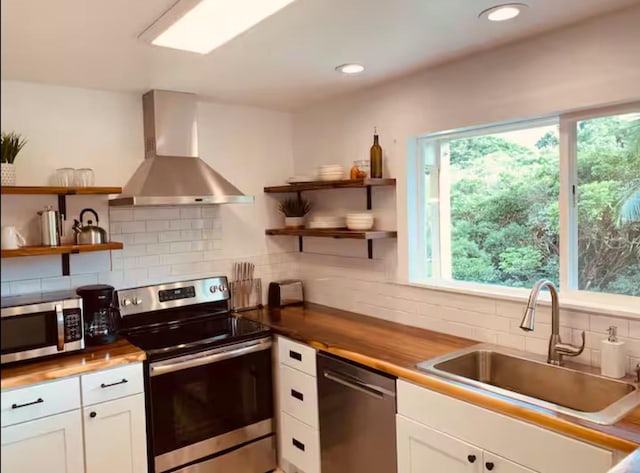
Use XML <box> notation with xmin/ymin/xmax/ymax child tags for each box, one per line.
<box><xmin>264</xmin><ymin>178</ymin><xmax>396</xmax><ymax>193</ymax></box>
<box><xmin>1</xmin><ymin>242</ymin><xmax>123</xmax><ymax>259</ymax></box>
<box><xmin>1</xmin><ymin>186</ymin><xmax>122</xmax><ymax>195</ymax></box>
<box><xmin>265</xmin><ymin>228</ymin><xmax>397</xmax><ymax>240</ymax></box>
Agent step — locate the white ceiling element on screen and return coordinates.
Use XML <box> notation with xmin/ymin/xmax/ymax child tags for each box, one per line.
<box><xmin>2</xmin><ymin>0</ymin><xmax>639</xmax><ymax>111</ymax></box>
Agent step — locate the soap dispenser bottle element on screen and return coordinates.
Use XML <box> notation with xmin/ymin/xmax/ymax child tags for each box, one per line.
<box><xmin>601</xmin><ymin>326</ymin><xmax>626</xmax><ymax>379</ymax></box>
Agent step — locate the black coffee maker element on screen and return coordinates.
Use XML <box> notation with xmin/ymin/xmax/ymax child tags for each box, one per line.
<box><xmin>77</xmin><ymin>284</ymin><xmax>120</xmax><ymax>346</ymax></box>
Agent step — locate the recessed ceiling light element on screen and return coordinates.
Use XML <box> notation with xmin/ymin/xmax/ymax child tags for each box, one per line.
<box><xmin>335</xmin><ymin>63</ymin><xmax>365</xmax><ymax>75</ymax></box>
<box><xmin>479</xmin><ymin>3</ymin><xmax>527</xmax><ymax>22</ymax></box>
<box><xmin>141</xmin><ymin>0</ymin><xmax>297</xmax><ymax>54</ymax></box>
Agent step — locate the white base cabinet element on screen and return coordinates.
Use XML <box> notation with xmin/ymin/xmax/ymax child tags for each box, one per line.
<box><xmin>397</xmin><ymin>415</ymin><xmax>535</xmax><ymax>473</ymax></box>
<box><xmin>83</xmin><ymin>393</ymin><xmax>147</xmax><ymax>473</ymax></box>
<box><xmin>1</xmin><ymin>409</ymin><xmax>84</xmax><ymax>473</ymax></box>
<box><xmin>1</xmin><ymin>362</ymin><xmax>147</xmax><ymax>473</ymax></box>
<box><xmin>397</xmin><ymin>379</ymin><xmax>613</xmax><ymax>473</ymax></box>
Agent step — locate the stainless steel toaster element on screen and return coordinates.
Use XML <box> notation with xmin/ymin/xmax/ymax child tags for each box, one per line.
<box><xmin>268</xmin><ymin>280</ymin><xmax>304</xmax><ymax>307</ymax></box>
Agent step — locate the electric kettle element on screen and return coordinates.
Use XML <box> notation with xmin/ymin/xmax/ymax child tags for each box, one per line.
<box><xmin>72</xmin><ymin>208</ymin><xmax>108</xmax><ymax>244</ymax></box>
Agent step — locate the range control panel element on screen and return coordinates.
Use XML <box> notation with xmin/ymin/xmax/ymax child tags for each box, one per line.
<box><xmin>158</xmin><ymin>286</ymin><xmax>196</xmax><ymax>303</ymax></box>
<box><xmin>117</xmin><ymin>277</ymin><xmax>230</xmax><ymax>318</ymax></box>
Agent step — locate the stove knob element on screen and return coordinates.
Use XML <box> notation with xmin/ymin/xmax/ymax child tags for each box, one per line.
<box><xmin>121</xmin><ymin>298</ymin><xmax>131</xmax><ymax>307</ymax></box>
<box><xmin>209</xmin><ymin>286</ymin><xmax>218</xmax><ymax>293</ymax></box>
<box><xmin>218</xmin><ymin>284</ymin><xmax>227</xmax><ymax>292</ymax></box>
<box><xmin>133</xmin><ymin>297</ymin><xmax>142</xmax><ymax>306</ymax></box>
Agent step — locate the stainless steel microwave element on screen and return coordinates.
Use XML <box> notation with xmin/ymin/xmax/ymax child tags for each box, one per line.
<box><xmin>1</xmin><ymin>291</ymin><xmax>85</xmax><ymax>364</ymax></box>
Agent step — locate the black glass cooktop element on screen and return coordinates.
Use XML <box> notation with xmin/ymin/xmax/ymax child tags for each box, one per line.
<box><xmin>125</xmin><ymin>314</ymin><xmax>270</xmax><ymax>361</ymax></box>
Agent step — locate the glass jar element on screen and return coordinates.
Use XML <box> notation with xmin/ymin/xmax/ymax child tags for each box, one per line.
<box><xmin>54</xmin><ymin>168</ymin><xmax>75</xmax><ymax>187</ymax></box>
<box><xmin>74</xmin><ymin>168</ymin><xmax>95</xmax><ymax>187</ymax></box>
<box><xmin>353</xmin><ymin>159</ymin><xmax>370</xmax><ymax>178</ymax></box>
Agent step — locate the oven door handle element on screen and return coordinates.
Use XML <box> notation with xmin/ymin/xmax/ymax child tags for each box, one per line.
<box><xmin>55</xmin><ymin>304</ymin><xmax>64</xmax><ymax>351</ymax></box>
<box><xmin>149</xmin><ymin>338</ymin><xmax>272</xmax><ymax>377</ymax></box>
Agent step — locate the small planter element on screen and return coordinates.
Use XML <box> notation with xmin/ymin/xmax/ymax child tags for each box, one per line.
<box><xmin>1</xmin><ymin>163</ymin><xmax>16</xmax><ymax>186</ymax></box>
<box><xmin>285</xmin><ymin>217</ymin><xmax>305</xmax><ymax>228</ymax></box>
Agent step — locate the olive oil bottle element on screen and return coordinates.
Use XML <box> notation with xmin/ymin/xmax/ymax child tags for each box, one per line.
<box><xmin>370</xmin><ymin>127</ymin><xmax>383</xmax><ymax>178</ymax></box>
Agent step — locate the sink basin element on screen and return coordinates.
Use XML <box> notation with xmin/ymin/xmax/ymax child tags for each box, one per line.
<box><xmin>417</xmin><ymin>345</ymin><xmax>640</xmax><ymax>425</ymax></box>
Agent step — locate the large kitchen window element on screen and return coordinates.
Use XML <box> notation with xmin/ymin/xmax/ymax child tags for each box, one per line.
<box><xmin>410</xmin><ymin>103</ymin><xmax>640</xmax><ymax>304</ymax></box>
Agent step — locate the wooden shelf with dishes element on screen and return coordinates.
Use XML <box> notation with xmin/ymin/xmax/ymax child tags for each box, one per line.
<box><xmin>264</xmin><ymin>178</ymin><xmax>397</xmax><ymax>259</ymax></box>
<box><xmin>0</xmin><ymin>185</ymin><xmax>124</xmax><ymax>274</ymax></box>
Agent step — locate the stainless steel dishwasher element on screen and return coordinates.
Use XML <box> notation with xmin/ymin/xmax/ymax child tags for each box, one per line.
<box><xmin>317</xmin><ymin>352</ymin><xmax>397</xmax><ymax>473</ymax></box>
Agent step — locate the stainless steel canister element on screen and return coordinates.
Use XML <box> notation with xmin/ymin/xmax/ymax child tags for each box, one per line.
<box><xmin>38</xmin><ymin>206</ymin><xmax>61</xmax><ymax>246</ymax></box>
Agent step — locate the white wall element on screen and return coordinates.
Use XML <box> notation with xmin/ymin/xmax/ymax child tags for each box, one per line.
<box><xmin>291</xmin><ymin>7</ymin><xmax>640</xmax><ymax>370</ymax></box>
<box><xmin>0</xmin><ymin>80</ymin><xmax>297</xmax><ymax>295</ymax></box>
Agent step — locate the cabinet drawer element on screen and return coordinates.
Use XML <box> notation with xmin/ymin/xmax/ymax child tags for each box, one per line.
<box><xmin>81</xmin><ymin>363</ymin><xmax>144</xmax><ymax>406</ymax></box>
<box><xmin>397</xmin><ymin>380</ymin><xmax>612</xmax><ymax>473</ymax></box>
<box><xmin>281</xmin><ymin>412</ymin><xmax>320</xmax><ymax>473</ymax></box>
<box><xmin>280</xmin><ymin>364</ymin><xmax>319</xmax><ymax>428</ymax></box>
<box><xmin>1</xmin><ymin>377</ymin><xmax>81</xmax><ymax>427</ymax></box>
<box><xmin>278</xmin><ymin>336</ymin><xmax>316</xmax><ymax>377</ymax></box>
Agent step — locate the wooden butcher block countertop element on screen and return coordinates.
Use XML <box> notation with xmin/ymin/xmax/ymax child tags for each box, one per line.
<box><xmin>1</xmin><ymin>339</ymin><xmax>146</xmax><ymax>390</ymax></box>
<box><xmin>235</xmin><ymin>303</ymin><xmax>640</xmax><ymax>453</ymax></box>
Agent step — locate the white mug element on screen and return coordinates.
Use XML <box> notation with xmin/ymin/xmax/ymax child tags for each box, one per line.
<box><xmin>1</xmin><ymin>226</ymin><xmax>26</xmax><ymax>250</ymax></box>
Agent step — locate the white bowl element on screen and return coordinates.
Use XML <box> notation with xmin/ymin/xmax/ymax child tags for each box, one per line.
<box><xmin>319</xmin><ymin>174</ymin><xmax>345</xmax><ymax>181</ymax></box>
<box><xmin>346</xmin><ymin>212</ymin><xmax>373</xmax><ymax>219</ymax></box>
<box><xmin>347</xmin><ymin>222</ymin><xmax>374</xmax><ymax>231</ymax></box>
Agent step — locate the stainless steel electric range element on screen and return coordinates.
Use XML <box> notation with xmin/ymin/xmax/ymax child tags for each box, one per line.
<box><xmin>118</xmin><ymin>276</ymin><xmax>275</xmax><ymax>473</ymax></box>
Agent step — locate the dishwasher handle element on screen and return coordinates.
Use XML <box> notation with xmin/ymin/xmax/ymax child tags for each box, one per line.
<box><xmin>323</xmin><ymin>370</ymin><xmax>395</xmax><ymax>399</ymax></box>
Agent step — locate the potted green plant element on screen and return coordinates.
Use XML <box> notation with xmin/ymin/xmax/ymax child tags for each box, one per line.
<box><xmin>1</xmin><ymin>132</ymin><xmax>27</xmax><ymax>186</ymax></box>
<box><xmin>279</xmin><ymin>197</ymin><xmax>312</xmax><ymax>228</ymax></box>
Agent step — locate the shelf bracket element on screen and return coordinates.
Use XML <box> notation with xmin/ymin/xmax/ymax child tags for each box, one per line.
<box><xmin>368</xmin><ymin>240</ymin><xmax>373</xmax><ymax>259</ymax></box>
<box><xmin>57</xmin><ymin>194</ymin><xmax>67</xmax><ymax>221</ymax></box>
<box><xmin>61</xmin><ymin>254</ymin><xmax>70</xmax><ymax>276</ymax></box>
<box><xmin>366</xmin><ymin>186</ymin><xmax>372</xmax><ymax>210</ymax></box>
<box><xmin>298</xmin><ymin>236</ymin><xmax>303</xmax><ymax>253</ymax></box>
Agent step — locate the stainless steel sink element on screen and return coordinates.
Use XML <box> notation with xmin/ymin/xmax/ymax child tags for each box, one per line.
<box><xmin>417</xmin><ymin>345</ymin><xmax>640</xmax><ymax>425</ymax></box>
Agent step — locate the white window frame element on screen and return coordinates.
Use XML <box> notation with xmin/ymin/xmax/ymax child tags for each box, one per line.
<box><xmin>409</xmin><ymin>102</ymin><xmax>640</xmax><ymax>313</ymax></box>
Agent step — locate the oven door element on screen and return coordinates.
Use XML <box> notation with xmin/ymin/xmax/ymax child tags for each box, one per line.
<box><xmin>148</xmin><ymin>337</ymin><xmax>274</xmax><ymax>473</ymax></box>
<box><xmin>1</xmin><ymin>301</ymin><xmax>83</xmax><ymax>364</ymax></box>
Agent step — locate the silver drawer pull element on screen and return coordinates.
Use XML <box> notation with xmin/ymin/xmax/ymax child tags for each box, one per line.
<box><xmin>100</xmin><ymin>378</ymin><xmax>128</xmax><ymax>388</ymax></box>
<box><xmin>12</xmin><ymin>398</ymin><xmax>44</xmax><ymax>409</ymax></box>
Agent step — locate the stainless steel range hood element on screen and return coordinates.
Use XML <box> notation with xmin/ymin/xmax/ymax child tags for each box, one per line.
<box><xmin>110</xmin><ymin>90</ymin><xmax>253</xmax><ymax>206</ymax></box>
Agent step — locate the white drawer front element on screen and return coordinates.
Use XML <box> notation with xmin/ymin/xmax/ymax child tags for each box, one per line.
<box><xmin>278</xmin><ymin>336</ymin><xmax>316</xmax><ymax>377</ymax></box>
<box><xmin>81</xmin><ymin>363</ymin><xmax>144</xmax><ymax>406</ymax></box>
<box><xmin>280</xmin><ymin>364</ymin><xmax>319</xmax><ymax>429</ymax></box>
<box><xmin>397</xmin><ymin>380</ymin><xmax>613</xmax><ymax>473</ymax></box>
<box><xmin>1</xmin><ymin>377</ymin><xmax>81</xmax><ymax>427</ymax></box>
<box><xmin>281</xmin><ymin>412</ymin><xmax>320</xmax><ymax>473</ymax></box>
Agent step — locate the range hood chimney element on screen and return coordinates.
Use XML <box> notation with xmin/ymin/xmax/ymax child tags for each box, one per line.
<box><xmin>110</xmin><ymin>90</ymin><xmax>253</xmax><ymax>206</ymax></box>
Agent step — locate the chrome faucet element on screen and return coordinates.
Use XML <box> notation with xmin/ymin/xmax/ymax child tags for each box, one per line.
<box><xmin>520</xmin><ymin>279</ymin><xmax>585</xmax><ymax>365</ymax></box>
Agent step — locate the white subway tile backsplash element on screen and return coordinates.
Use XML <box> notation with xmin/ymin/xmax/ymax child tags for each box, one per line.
<box><xmin>1</xmin><ymin>281</ymin><xmax>12</xmax><ymax>296</ymax></box>
<box><xmin>134</xmin><ymin>208</ymin><xmax>180</xmax><ymax>221</ymax></box>
<box><xmin>70</xmin><ymin>273</ymin><xmax>98</xmax><ymax>287</ymax></box>
<box><xmin>158</xmin><ymin>231</ymin><xmax>182</xmax><ymax>242</ymax></box>
<box><xmin>123</xmin><ymin>244</ymin><xmax>148</xmax><ymax>258</ymax></box>
<box><xmin>119</xmin><ymin>221</ymin><xmax>147</xmax><ymax>234</ymax></box>
<box><xmin>180</xmin><ymin>207</ymin><xmax>202</xmax><ymax>219</ymax></box>
<box><xmin>147</xmin><ymin>243</ymin><xmax>172</xmax><ymax>255</ymax></box>
<box><xmin>590</xmin><ymin>314</ymin><xmax>629</xmax><ymax>337</ymax></box>
<box><xmin>109</xmin><ymin>209</ymin><xmax>133</xmax><ymax>222</ymax></box>
<box><xmin>180</xmin><ymin>230</ymin><xmax>202</xmax><ymax>241</ymax></box>
<box><xmin>169</xmin><ymin>220</ymin><xmax>192</xmax><ymax>230</ymax></box>
<box><xmin>630</xmin><ymin>321</ymin><xmax>640</xmax><ymax>340</ymax></box>
<box><xmin>133</xmin><ymin>232</ymin><xmax>159</xmax><ymax>244</ymax></box>
<box><xmin>146</xmin><ymin>220</ymin><xmax>170</xmax><ymax>232</ymax></box>
<box><xmin>40</xmin><ymin>276</ymin><xmax>71</xmax><ymax>292</ymax></box>
<box><xmin>10</xmin><ymin>279</ymin><xmax>42</xmax><ymax>295</ymax></box>
<box><xmin>202</xmin><ymin>207</ymin><xmax>220</xmax><ymax>218</ymax></box>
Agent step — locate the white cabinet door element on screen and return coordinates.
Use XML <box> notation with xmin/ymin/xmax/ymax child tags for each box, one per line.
<box><xmin>83</xmin><ymin>393</ymin><xmax>147</xmax><ymax>473</ymax></box>
<box><xmin>483</xmin><ymin>452</ymin><xmax>537</xmax><ymax>473</ymax></box>
<box><xmin>1</xmin><ymin>409</ymin><xmax>84</xmax><ymax>473</ymax></box>
<box><xmin>397</xmin><ymin>414</ymin><xmax>483</xmax><ymax>473</ymax></box>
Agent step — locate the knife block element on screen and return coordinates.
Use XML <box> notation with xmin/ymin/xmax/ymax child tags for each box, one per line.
<box><xmin>230</xmin><ymin>278</ymin><xmax>263</xmax><ymax>312</ymax></box>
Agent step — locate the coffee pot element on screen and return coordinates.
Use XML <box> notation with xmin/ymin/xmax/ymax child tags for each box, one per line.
<box><xmin>72</xmin><ymin>208</ymin><xmax>107</xmax><ymax>245</ymax></box>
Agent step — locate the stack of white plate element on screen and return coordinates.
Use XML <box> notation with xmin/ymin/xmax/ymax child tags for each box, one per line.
<box><xmin>307</xmin><ymin>215</ymin><xmax>346</xmax><ymax>229</ymax></box>
<box><xmin>287</xmin><ymin>176</ymin><xmax>314</xmax><ymax>184</ymax></box>
<box><xmin>318</xmin><ymin>164</ymin><xmax>345</xmax><ymax>181</ymax></box>
<box><xmin>346</xmin><ymin>212</ymin><xmax>374</xmax><ymax>231</ymax></box>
